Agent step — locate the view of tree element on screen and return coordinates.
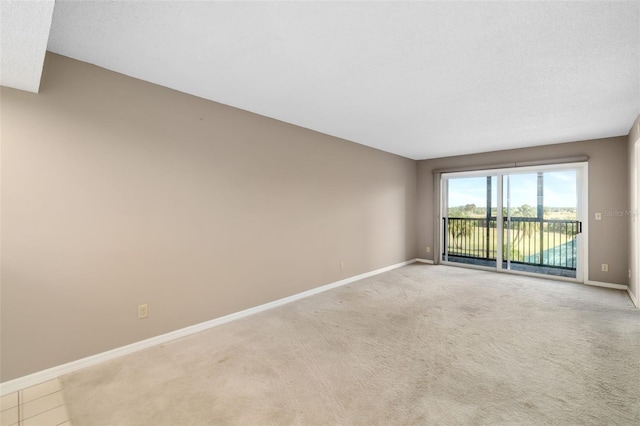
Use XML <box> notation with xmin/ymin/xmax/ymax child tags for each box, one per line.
<box><xmin>449</xmin><ymin>204</ymin><xmax>576</xmax><ymax>220</ymax></box>
<box><xmin>446</xmin><ymin>203</ymin><xmax>578</xmax><ymax>265</ymax></box>
<box><xmin>511</xmin><ymin>204</ymin><xmax>537</xmax><ymax>218</ymax></box>
<box><xmin>448</xmin><ymin>219</ymin><xmax>476</xmax><ymax>249</ymax></box>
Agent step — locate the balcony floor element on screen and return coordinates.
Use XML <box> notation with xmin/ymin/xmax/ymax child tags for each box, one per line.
<box><xmin>445</xmin><ymin>255</ymin><xmax>577</xmax><ymax>278</ymax></box>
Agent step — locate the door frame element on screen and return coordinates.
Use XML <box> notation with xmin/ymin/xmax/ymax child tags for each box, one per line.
<box><xmin>439</xmin><ymin>162</ymin><xmax>588</xmax><ymax>283</ymax></box>
<box><xmin>631</xmin><ymin>138</ymin><xmax>640</xmax><ymax>307</ymax></box>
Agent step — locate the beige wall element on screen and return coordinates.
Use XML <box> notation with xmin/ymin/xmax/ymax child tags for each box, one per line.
<box><xmin>629</xmin><ymin>115</ymin><xmax>640</xmax><ymax>305</ymax></box>
<box><xmin>0</xmin><ymin>53</ymin><xmax>418</xmax><ymax>381</ymax></box>
<box><xmin>417</xmin><ymin>137</ymin><xmax>630</xmax><ymax>285</ymax></box>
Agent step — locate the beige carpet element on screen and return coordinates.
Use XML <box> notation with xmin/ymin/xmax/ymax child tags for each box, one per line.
<box><xmin>61</xmin><ymin>264</ymin><xmax>640</xmax><ymax>425</ymax></box>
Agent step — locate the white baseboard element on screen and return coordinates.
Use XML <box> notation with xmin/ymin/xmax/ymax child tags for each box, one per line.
<box><xmin>583</xmin><ymin>280</ymin><xmax>629</xmax><ymax>291</ymax></box>
<box><xmin>0</xmin><ymin>259</ymin><xmax>416</xmax><ymax>396</ymax></box>
<box><xmin>415</xmin><ymin>258</ymin><xmax>434</xmax><ymax>264</ymax></box>
<box><xmin>627</xmin><ymin>287</ymin><xmax>639</xmax><ymax>308</ymax></box>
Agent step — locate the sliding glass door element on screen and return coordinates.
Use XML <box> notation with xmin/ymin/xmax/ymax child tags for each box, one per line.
<box><xmin>503</xmin><ymin>171</ymin><xmax>580</xmax><ymax>277</ymax></box>
<box><xmin>442</xmin><ymin>164</ymin><xmax>584</xmax><ymax>280</ymax></box>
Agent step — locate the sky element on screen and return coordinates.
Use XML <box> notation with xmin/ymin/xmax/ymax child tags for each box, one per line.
<box><xmin>447</xmin><ymin>171</ymin><xmax>577</xmax><ymax>208</ymax></box>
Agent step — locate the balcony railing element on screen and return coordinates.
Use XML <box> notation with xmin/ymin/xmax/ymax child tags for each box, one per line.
<box><xmin>443</xmin><ymin>217</ymin><xmax>579</xmax><ymax>270</ymax></box>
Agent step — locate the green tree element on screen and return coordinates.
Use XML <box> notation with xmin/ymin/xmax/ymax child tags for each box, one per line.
<box><xmin>512</xmin><ymin>204</ymin><xmax>536</xmax><ymax>218</ymax></box>
<box><xmin>449</xmin><ymin>219</ymin><xmax>476</xmax><ymax>250</ymax></box>
<box><xmin>508</xmin><ymin>204</ymin><xmax>540</xmax><ymax>261</ymax></box>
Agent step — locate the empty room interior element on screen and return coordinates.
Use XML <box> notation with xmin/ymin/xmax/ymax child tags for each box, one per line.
<box><xmin>1</xmin><ymin>1</ymin><xmax>639</xmax><ymax>425</ymax></box>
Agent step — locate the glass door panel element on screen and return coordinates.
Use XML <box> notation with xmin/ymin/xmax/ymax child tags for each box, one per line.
<box><xmin>443</xmin><ymin>165</ymin><xmax>582</xmax><ymax>279</ymax></box>
<box><xmin>503</xmin><ymin>173</ymin><xmax>539</xmax><ymax>269</ymax></box>
<box><xmin>542</xmin><ymin>170</ymin><xmax>579</xmax><ymax>272</ymax></box>
<box><xmin>502</xmin><ymin>171</ymin><xmax>578</xmax><ymax>278</ymax></box>
<box><xmin>443</xmin><ymin>176</ymin><xmax>497</xmax><ymax>268</ymax></box>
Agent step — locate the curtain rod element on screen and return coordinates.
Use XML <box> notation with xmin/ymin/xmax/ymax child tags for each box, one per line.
<box><xmin>431</xmin><ymin>155</ymin><xmax>589</xmax><ymax>174</ymax></box>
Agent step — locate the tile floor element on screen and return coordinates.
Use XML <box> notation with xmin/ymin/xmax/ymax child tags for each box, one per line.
<box><xmin>1</xmin><ymin>379</ymin><xmax>71</xmax><ymax>426</ymax></box>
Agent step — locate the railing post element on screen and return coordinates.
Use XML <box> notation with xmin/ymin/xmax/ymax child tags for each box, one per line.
<box><xmin>442</xmin><ymin>217</ymin><xmax>447</xmax><ymax>261</ymax></box>
<box><xmin>486</xmin><ymin>176</ymin><xmax>492</xmax><ymax>260</ymax></box>
<box><xmin>539</xmin><ymin>221</ymin><xmax>544</xmax><ymax>266</ymax></box>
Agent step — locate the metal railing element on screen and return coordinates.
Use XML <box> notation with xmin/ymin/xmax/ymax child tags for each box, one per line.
<box><xmin>443</xmin><ymin>217</ymin><xmax>579</xmax><ymax>270</ymax></box>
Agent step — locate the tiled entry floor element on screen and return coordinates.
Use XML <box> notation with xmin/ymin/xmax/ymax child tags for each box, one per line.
<box><xmin>1</xmin><ymin>379</ymin><xmax>71</xmax><ymax>426</ymax></box>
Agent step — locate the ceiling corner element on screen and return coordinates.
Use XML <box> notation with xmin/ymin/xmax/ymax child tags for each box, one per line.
<box><xmin>0</xmin><ymin>0</ymin><xmax>55</xmax><ymax>93</ymax></box>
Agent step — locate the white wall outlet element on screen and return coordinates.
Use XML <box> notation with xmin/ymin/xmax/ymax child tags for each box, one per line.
<box><xmin>340</xmin><ymin>261</ymin><xmax>345</xmax><ymax>270</ymax></box>
<box><xmin>138</xmin><ymin>304</ymin><xmax>148</xmax><ymax>319</ymax></box>
<box><xmin>426</xmin><ymin>246</ymin><xmax>431</xmax><ymax>253</ymax></box>
<box><xmin>595</xmin><ymin>212</ymin><xmax>602</xmax><ymax>220</ymax></box>
<box><xmin>601</xmin><ymin>264</ymin><xmax>609</xmax><ymax>272</ymax></box>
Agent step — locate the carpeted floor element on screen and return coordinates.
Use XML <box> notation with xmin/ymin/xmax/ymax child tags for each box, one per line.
<box><xmin>61</xmin><ymin>264</ymin><xmax>640</xmax><ymax>425</ymax></box>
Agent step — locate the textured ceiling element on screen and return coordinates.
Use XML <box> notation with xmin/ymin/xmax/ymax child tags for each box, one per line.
<box><xmin>0</xmin><ymin>0</ymin><xmax>54</xmax><ymax>93</ymax></box>
<box><xmin>8</xmin><ymin>1</ymin><xmax>640</xmax><ymax>159</ymax></box>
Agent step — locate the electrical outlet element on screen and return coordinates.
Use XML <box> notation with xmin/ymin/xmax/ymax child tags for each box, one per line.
<box><xmin>340</xmin><ymin>261</ymin><xmax>345</xmax><ymax>270</ymax></box>
<box><xmin>138</xmin><ymin>304</ymin><xmax>148</xmax><ymax>319</ymax></box>
<box><xmin>426</xmin><ymin>246</ymin><xmax>431</xmax><ymax>253</ymax></box>
<box><xmin>601</xmin><ymin>264</ymin><xmax>609</xmax><ymax>272</ymax></box>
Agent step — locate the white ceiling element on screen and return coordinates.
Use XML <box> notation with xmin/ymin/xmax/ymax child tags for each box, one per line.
<box><xmin>0</xmin><ymin>0</ymin><xmax>54</xmax><ymax>93</ymax></box>
<box><xmin>4</xmin><ymin>1</ymin><xmax>640</xmax><ymax>160</ymax></box>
